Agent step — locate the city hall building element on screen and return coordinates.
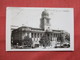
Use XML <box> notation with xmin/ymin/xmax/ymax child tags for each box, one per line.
<box><xmin>11</xmin><ymin>10</ymin><xmax>70</xmax><ymax>48</ymax></box>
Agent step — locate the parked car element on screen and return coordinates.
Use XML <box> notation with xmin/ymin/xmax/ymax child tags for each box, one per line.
<box><xmin>55</xmin><ymin>42</ymin><xmax>61</xmax><ymax>48</ymax></box>
<box><xmin>55</xmin><ymin>42</ymin><xmax>70</xmax><ymax>48</ymax></box>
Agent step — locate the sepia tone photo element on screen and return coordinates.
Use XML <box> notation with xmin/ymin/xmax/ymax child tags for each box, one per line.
<box><xmin>6</xmin><ymin>7</ymin><xmax>74</xmax><ymax>51</ymax></box>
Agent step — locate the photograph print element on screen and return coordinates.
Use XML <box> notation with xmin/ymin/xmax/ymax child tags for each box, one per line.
<box><xmin>6</xmin><ymin>7</ymin><xmax>74</xmax><ymax>51</ymax></box>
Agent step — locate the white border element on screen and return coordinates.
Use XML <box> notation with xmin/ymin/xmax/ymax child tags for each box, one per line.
<box><xmin>6</xmin><ymin>7</ymin><xmax>74</xmax><ymax>51</ymax></box>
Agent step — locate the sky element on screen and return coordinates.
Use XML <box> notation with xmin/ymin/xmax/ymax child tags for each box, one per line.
<box><xmin>7</xmin><ymin>7</ymin><xmax>74</xmax><ymax>34</ymax></box>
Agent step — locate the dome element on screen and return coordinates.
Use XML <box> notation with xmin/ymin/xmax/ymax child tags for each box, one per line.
<box><xmin>42</xmin><ymin>9</ymin><xmax>49</xmax><ymax>16</ymax></box>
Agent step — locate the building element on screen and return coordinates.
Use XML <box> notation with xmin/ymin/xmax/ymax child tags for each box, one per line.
<box><xmin>11</xmin><ymin>9</ymin><xmax>70</xmax><ymax>48</ymax></box>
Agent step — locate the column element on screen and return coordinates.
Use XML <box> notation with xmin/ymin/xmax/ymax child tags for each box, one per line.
<box><xmin>29</xmin><ymin>32</ymin><xmax>31</xmax><ymax>38</ymax></box>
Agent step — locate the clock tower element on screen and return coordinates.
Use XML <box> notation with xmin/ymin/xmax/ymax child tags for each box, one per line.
<box><xmin>40</xmin><ymin>9</ymin><xmax>51</xmax><ymax>31</ymax></box>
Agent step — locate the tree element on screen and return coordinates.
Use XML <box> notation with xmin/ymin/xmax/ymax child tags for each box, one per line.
<box><xmin>39</xmin><ymin>32</ymin><xmax>51</xmax><ymax>47</ymax></box>
<box><xmin>65</xmin><ymin>34</ymin><xmax>70</xmax><ymax>41</ymax></box>
<box><xmin>23</xmin><ymin>36</ymin><xmax>33</xmax><ymax>47</ymax></box>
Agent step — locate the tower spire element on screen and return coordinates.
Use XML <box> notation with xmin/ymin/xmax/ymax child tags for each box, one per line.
<box><xmin>40</xmin><ymin>9</ymin><xmax>51</xmax><ymax>31</ymax></box>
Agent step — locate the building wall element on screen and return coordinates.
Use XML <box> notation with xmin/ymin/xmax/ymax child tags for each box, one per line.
<box><xmin>12</xmin><ymin>28</ymin><xmax>67</xmax><ymax>47</ymax></box>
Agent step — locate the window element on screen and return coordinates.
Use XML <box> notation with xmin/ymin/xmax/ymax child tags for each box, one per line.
<box><xmin>35</xmin><ymin>33</ymin><xmax>36</xmax><ymax>38</ymax></box>
<box><xmin>40</xmin><ymin>33</ymin><xmax>42</xmax><ymax>37</ymax></box>
<box><xmin>31</xmin><ymin>33</ymin><xmax>33</xmax><ymax>38</ymax></box>
<box><xmin>38</xmin><ymin>33</ymin><xmax>39</xmax><ymax>38</ymax></box>
<box><xmin>47</xmin><ymin>34</ymin><xmax>49</xmax><ymax>36</ymax></box>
